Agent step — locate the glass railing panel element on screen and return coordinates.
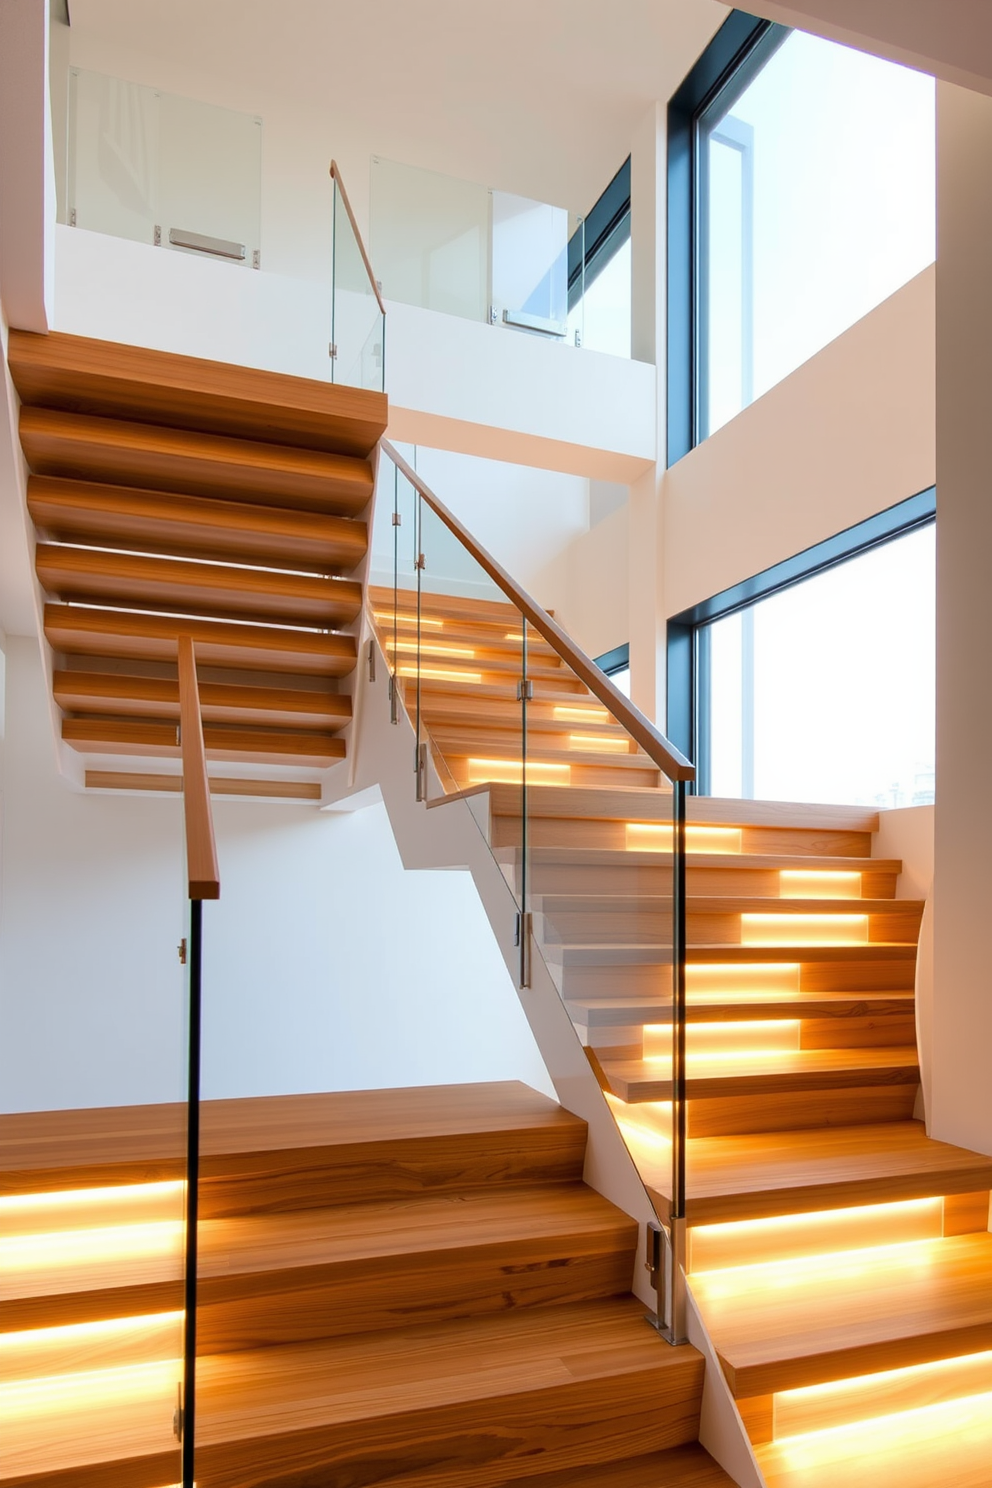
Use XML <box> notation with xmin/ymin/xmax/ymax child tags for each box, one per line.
<box><xmin>491</xmin><ymin>191</ymin><xmax>569</xmax><ymax>339</ymax></box>
<box><xmin>370</xmin><ymin>155</ymin><xmax>489</xmax><ymax>322</ymax></box>
<box><xmin>66</xmin><ymin>68</ymin><xmax>261</xmax><ymax>267</ymax></box>
<box><xmin>331</xmin><ymin>169</ymin><xmax>385</xmax><ymax>392</ymax></box>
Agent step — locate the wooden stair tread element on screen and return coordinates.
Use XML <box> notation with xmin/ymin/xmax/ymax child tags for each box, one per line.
<box><xmin>54</xmin><ymin>671</ymin><xmax>350</xmax><ymax>730</ymax></box>
<box><xmin>0</xmin><ymin>1082</ymin><xmax>585</xmax><ymax>1196</ymax></box>
<box><xmin>8</xmin><ymin>328</ymin><xmax>388</xmax><ymax>457</ymax></box>
<box><xmin>482</xmin><ymin>784</ymin><xmax>878</xmax><ymax>832</ymax></box>
<box><xmin>20</xmin><ymin>406</ymin><xmax>374</xmax><ymax>516</ymax></box>
<box><xmin>28</xmin><ymin>474</ymin><xmax>368</xmax><ymax>572</ymax></box>
<box><xmin>4</xmin><ymin>1183</ymin><xmax>637</xmax><ymax>1334</ymax></box>
<box><xmin>509</xmin><ymin>1444</ymin><xmax>738</xmax><ymax>1487</ymax></box>
<box><xmin>601</xmin><ymin>1047</ymin><xmax>919</xmax><ymax>1103</ymax></box>
<box><xmin>61</xmin><ymin>717</ymin><xmax>347</xmax><ymax>764</ymax></box>
<box><xmin>514</xmin><ymin>847</ymin><xmax>903</xmax><ymax>873</ymax></box>
<box><xmin>538</xmin><ymin>894</ymin><xmax>920</xmax><ymax>914</ymax></box>
<box><xmin>567</xmin><ymin>991</ymin><xmax>916</xmax><ymax>1027</ymax></box>
<box><xmin>756</xmin><ymin>1393</ymin><xmax>992</xmax><ymax>1488</ymax></box>
<box><xmin>547</xmin><ymin>942</ymin><xmax>918</xmax><ymax>965</ymax></box>
<box><xmin>36</xmin><ymin>543</ymin><xmax>362</xmax><ymax>628</ymax></box>
<box><xmin>45</xmin><ymin>602</ymin><xmax>357</xmax><ymax>676</ymax></box>
<box><xmin>1</xmin><ymin>1298</ymin><xmax>704</xmax><ymax>1485</ymax></box>
<box><xmin>690</xmin><ymin>1232</ymin><xmax>992</xmax><ymax>1396</ymax></box>
<box><xmin>659</xmin><ymin>1121</ymin><xmax>992</xmax><ymax>1223</ymax></box>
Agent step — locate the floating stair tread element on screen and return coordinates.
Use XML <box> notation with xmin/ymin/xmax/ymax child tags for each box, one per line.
<box><xmin>36</xmin><ymin>543</ymin><xmax>362</xmax><ymax>628</ymax></box>
<box><xmin>28</xmin><ymin>474</ymin><xmax>368</xmax><ymax>572</ymax></box>
<box><xmin>1</xmin><ymin>1297</ymin><xmax>704</xmax><ymax>1485</ymax></box>
<box><xmin>661</xmin><ymin>1122</ymin><xmax>992</xmax><ymax>1223</ymax></box>
<box><xmin>0</xmin><ymin>1082</ymin><xmax>586</xmax><ymax>1197</ymax></box>
<box><xmin>509</xmin><ymin>1444</ymin><xmax>738</xmax><ymax>1487</ymax></box>
<box><xmin>690</xmin><ymin>1231</ymin><xmax>992</xmax><ymax>1397</ymax></box>
<box><xmin>756</xmin><ymin>1391</ymin><xmax>992</xmax><ymax>1488</ymax></box>
<box><xmin>3</xmin><ymin>1183</ymin><xmax>636</xmax><ymax>1332</ymax></box>
<box><xmin>538</xmin><ymin>894</ymin><xmax>922</xmax><ymax>915</ymax></box>
<box><xmin>54</xmin><ymin>671</ymin><xmax>351</xmax><ymax>730</ymax></box>
<box><xmin>601</xmin><ymin>1047</ymin><xmax>919</xmax><ymax>1103</ymax></box>
<box><xmin>8</xmin><ymin>328</ymin><xmax>388</xmax><ymax>457</ymax></box>
<box><xmin>20</xmin><ymin>406</ymin><xmax>373</xmax><ymax>516</ymax></box>
<box><xmin>61</xmin><ymin>717</ymin><xmax>347</xmax><ymax>765</ymax></box>
<box><xmin>567</xmin><ymin>991</ymin><xmax>916</xmax><ymax>1027</ymax></box>
<box><xmin>516</xmin><ymin>847</ymin><xmax>903</xmax><ymax>874</ymax></box>
<box><xmin>44</xmin><ymin>603</ymin><xmax>357</xmax><ymax>677</ymax></box>
<box><xmin>370</xmin><ymin>585</ymin><xmax>522</xmax><ymax>625</ymax></box>
<box><xmin>547</xmin><ymin>942</ymin><xmax>918</xmax><ymax>966</ymax></box>
<box><xmin>85</xmin><ymin>771</ymin><xmax>323</xmax><ymax>801</ymax></box>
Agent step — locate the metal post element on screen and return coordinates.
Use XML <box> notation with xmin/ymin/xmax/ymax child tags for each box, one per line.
<box><xmin>181</xmin><ymin>898</ymin><xmax>203</xmax><ymax>1487</ymax></box>
<box><xmin>667</xmin><ymin>780</ymin><xmax>688</xmax><ymax>1343</ymax></box>
<box><xmin>519</xmin><ymin>622</ymin><xmax>530</xmax><ymax>988</ymax></box>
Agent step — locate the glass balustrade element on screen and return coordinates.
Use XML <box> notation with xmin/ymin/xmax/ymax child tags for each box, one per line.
<box><xmin>66</xmin><ymin>68</ymin><xmax>262</xmax><ymax>267</ymax></box>
<box><xmin>331</xmin><ymin>163</ymin><xmax>386</xmax><ymax>392</ymax></box>
<box><xmin>372</xmin><ymin>443</ymin><xmax>692</xmax><ymax>1340</ymax></box>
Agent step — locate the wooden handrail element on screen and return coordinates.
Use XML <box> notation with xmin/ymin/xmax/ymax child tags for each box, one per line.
<box><xmin>178</xmin><ymin>636</ymin><xmax>220</xmax><ymax>900</ymax></box>
<box><xmin>329</xmin><ymin>160</ymin><xmax>387</xmax><ymax>318</ymax></box>
<box><xmin>379</xmin><ymin>440</ymin><xmax>696</xmax><ymax>783</ymax></box>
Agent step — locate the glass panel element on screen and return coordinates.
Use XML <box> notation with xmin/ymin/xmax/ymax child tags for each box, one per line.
<box><xmin>332</xmin><ymin>176</ymin><xmax>385</xmax><ymax>391</ymax></box>
<box><xmin>67</xmin><ymin>67</ymin><xmax>262</xmax><ymax>265</ymax></box>
<box><xmin>491</xmin><ymin>191</ymin><xmax>569</xmax><ymax>337</ymax></box>
<box><xmin>570</xmin><ymin>230</ymin><xmax>631</xmax><ymax>358</ymax></box>
<box><xmin>370</xmin><ymin>156</ymin><xmax>489</xmax><ymax>321</ymax></box>
<box><xmin>700</xmin><ymin>32</ymin><xmax>936</xmax><ymax>437</ymax></box>
<box><xmin>703</xmin><ymin>524</ymin><xmax>936</xmax><ymax>805</ymax></box>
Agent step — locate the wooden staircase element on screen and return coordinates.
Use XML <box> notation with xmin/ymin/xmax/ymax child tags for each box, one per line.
<box><xmin>0</xmin><ymin>1083</ymin><xmax>734</xmax><ymax>1488</ymax></box>
<box><xmin>8</xmin><ymin>331</ymin><xmax>387</xmax><ymax>791</ymax></box>
<box><xmin>370</xmin><ymin>587</ymin><xmax>992</xmax><ymax>1487</ymax></box>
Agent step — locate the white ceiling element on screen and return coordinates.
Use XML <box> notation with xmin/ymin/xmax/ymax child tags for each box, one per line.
<box><xmin>66</xmin><ymin>0</ymin><xmax>728</xmax><ymax>215</ymax></box>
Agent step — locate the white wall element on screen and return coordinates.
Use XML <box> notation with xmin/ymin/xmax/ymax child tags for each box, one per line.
<box><xmin>536</xmin><ymin>499</ymin><xmax>631</xmax><ymax>660</ymax></box>
<box><xmin>0</xmin><ymin>634</ymin><xmax>551</xmax><ymax>1113</ymax></box>
<box><xmin>932</xmin><ymin>80</ymin><xmax>992</xmax><ymax>1156</ymax></box>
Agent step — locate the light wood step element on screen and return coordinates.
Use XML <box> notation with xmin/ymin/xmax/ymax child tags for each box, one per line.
<box><xmin>537</xmin><ymin>894</ymin><xmax>923</xmax><ymax>946</ymax></box>
<box><xmin>8</xmin><ymin>328</ymin><xmax>387</xmax><ymax>458</ymax></box>
<box><xmin>61</xmin><ymin>717</ymin><xmax>347</xmax><ymax>765</ymax></box>
<box><xmin>4</xmin><ymin>1182</ymin><xmax>636</xmax><ymax>1340</ymax></box>
<box><xmin>36</xmin><ymin>544</ymin><xmax>362</xmax><ymax>629</ymax></box>
<box><xmin>507</xmin><ymin>1444</ymin><xmax>738</xmax><ymax>1487</ymax></box>
<box><xmin>0</xmin><ymin>1297</ymin><xmax>705</xmax><ymax>1488</ymax></box>
<box><xmin>0</xmin><ymin>1083</ymin><xmax>587</xmax><ymax>1207</ymax></box>
<box><xmin>45</xmin><ymin>603</ymin><xmax>357</xmax><ymax>677</ymax></box>
<box><xmin>566</xmin><ymin>990</ymin><xmax>916</xmax><ymax>1027</ymax></box>
<box><xmin>599</xmin><ymin>1047</ymin><xmax>919</xmax><ymax>1105</ymax></box>
<box><xmin>29</xmin><ymin>475</ymin><xmax>368</xmax><ymax>574</ymax></box>
<box><xmin>690</xmin><ymin>1231</ymin><xmax>992</xmax><ymax>1397</ymax></box>
<box><xmin>54</xmin><ymin>671</ymin><xmax>350</xmax><ymax>731</ymax></box>
<box><xmin>20</xmin><ymin>406</ymin><xmax>373</xmax><ymax>516</ymax></box>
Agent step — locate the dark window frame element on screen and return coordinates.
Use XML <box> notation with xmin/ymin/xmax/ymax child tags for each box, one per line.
<box><xmin>594</xmin><ymin>641</ymin><xmax>630</xmax><ymax>678</ymax></box>
<box><xmin>666</xmin><ymin>486</ymin><xmax>936</xmax><ymax>792</ymax></box>
<box><xmin>667</xmin><ymin>10</ymin><xmax>789</xmax><ymax>465</ymax></box>
<box><xmin>568</xmin><ymin>157</ymin><xmax>631</xmax><ymax>313</ymax></box>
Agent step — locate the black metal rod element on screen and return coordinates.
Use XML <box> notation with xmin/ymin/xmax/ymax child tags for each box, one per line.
<box><xmin>181</xmin><ymin>898</ymin><xmax>203</xmax><ymax>1488</ymax></box>
<box><xmin>671</xmin><ymin>781</ymin><xmax>688</xmax><ymax>1221</ymax></box>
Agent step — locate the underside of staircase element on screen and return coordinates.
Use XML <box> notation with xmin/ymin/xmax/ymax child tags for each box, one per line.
<box><xmin>8</xmin><ymin>329</ymin><xmax>387</xmax><ymax>797</ymax></box>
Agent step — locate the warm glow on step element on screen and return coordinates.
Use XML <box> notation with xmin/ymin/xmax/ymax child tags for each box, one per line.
<box><xmin>626</xmin><ymin>823</ymin><xmax>743</xmax><ymax>854</ymax></box>
<box><xmin>687</xmin><ymin>962</ymin><xmax>801</xmax><ymax>994</ymax></box>
<box><xmin>554</xmin><ymin>704</ymin><xmax>610</xmax><ymax>723</ymax></box>
<box><xmin>765</xmin><ymin>1391</ymin><xmax>992</xmax><ymax>1474</ymax></box>
<box><xmin>690</xmin><ymin>1236</ymin><xmax>951</xmax><ymax>1303</ymax></box>
<box><xmin>398</xmin><ymin>665</ymin><xmax>483</xmax><ymax>683</ymax></box>
<box><xmin>780</xmin><ymin>870</ymin><xmax>862</xmax><ymax>899</ymax></box>
<box><xmin>773</xmin><ymin>1350</ymin><xmax>992</xmax><ymax>1439</ymax></box>
<box><xmin>390</xmin><ymin>641</ymin><xmax>476</xmax><ymax>658</ymax></box>
<box><xmin>373</xmin><ymin>611</ymin><xmax>443</xmax><ymax>629</ymax></box>
<box><xmin>568</xmin><ymin>734</ymin><xmax>629</xmax><ymax>753</ymax></box>
<box><xmin>0</xmin><ymin>1312</ymin><xmax>183</xmax><ymax>1383</ymax></box>
<box><xmin>1</xmin><ymin>1220</ymin><xmax>184</xmax><ymax>1274</ymax></box>
<box><xmin>0</xmin><ymin>1181</ymin><xmax>184</xmax><ymax>1238</ymax></box>
<box><xmin>467</xmin><ymin>759</ymin><xmax>570</xmax><ymax>785</ymax></box>
<box><xmin>689</xmin><ymin>1198</ymin><xmax>942</xmax><ymax>1274</ymax></box>
<box><xmin>741</xmin><ymin>913</ymin><xmax>869</xmax><ymax>946</ymax></box>
<box><xmin>644</xmin><ymin>1020</ymin><xmax>800</xmax><ymax>1058</ymax></box>
<box><xmin>0</xmin><ymin>1356</ymin><xmax>182</xmax><ymax>1419</ymax></box>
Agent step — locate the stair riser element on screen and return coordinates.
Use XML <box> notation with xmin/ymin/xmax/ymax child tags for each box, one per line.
<box><xmin>540</xmin><ymin>910</ymin><xmax>922</xmax><ymax>946</ymax></box>
<box><xmin>770</xmin><ymin>1349</ymin><xmax>992</xmax><ymax>1439</ymax></box>
<box><xmin>554</xmin><ymin>959</ymin><xmax>917</xmax><ymax>1001</ymax></box>
<box><xmin>492</xmin><ymin>818</ymin><xmax>874</xmax><ymax>856</ymax></box>
<box><xmin>523</xmin><ymin>865</ymin><xmax>899</xmax><ymax>898</ymax></box>
<box><xmin>688</xmin><ymin>1086</ymin><xmax>919</xmax><ymax>1138</ymax></box>
<box><xmin>195</xmin><ymin>1241</ymin><xmax>637</xmax><ymax>1351</ymax></box>
<box><xmin>583</xmin><ymin>1014</ymin><xmax>919</xmax><ymax>1060</ymax></box>
<box><xmin>193</xmin><ymin>1365</ymin><xmax>705</xmax><ymax>1488</ymax></box>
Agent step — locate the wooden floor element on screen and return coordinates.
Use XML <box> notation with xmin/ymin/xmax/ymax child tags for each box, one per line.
<box><xmin>0</xmin><ymin>1083</ymin><xmax>733</xmax><ymax>1488</ymax></box>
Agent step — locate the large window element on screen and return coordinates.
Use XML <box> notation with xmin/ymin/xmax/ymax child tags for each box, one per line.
<box><xmin>668</xmin><ymin>495</ymin><xmax>935</xmax><ymax>807</ymax></box>
<box><xmin>568</xmin><ymin>158</ymin><xmax>631</xmax><ymax>357</ymax></box>
<box><xmin>669</xmin><ymin>14</ymin><xmax>936</xmax><ymax>455</ymax></box>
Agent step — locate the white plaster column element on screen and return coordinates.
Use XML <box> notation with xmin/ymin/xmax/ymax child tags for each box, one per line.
<box><xmin>932</xmin><ymin>79</ymin><xmax>992</xmax><ymax>1154</ymax></box>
